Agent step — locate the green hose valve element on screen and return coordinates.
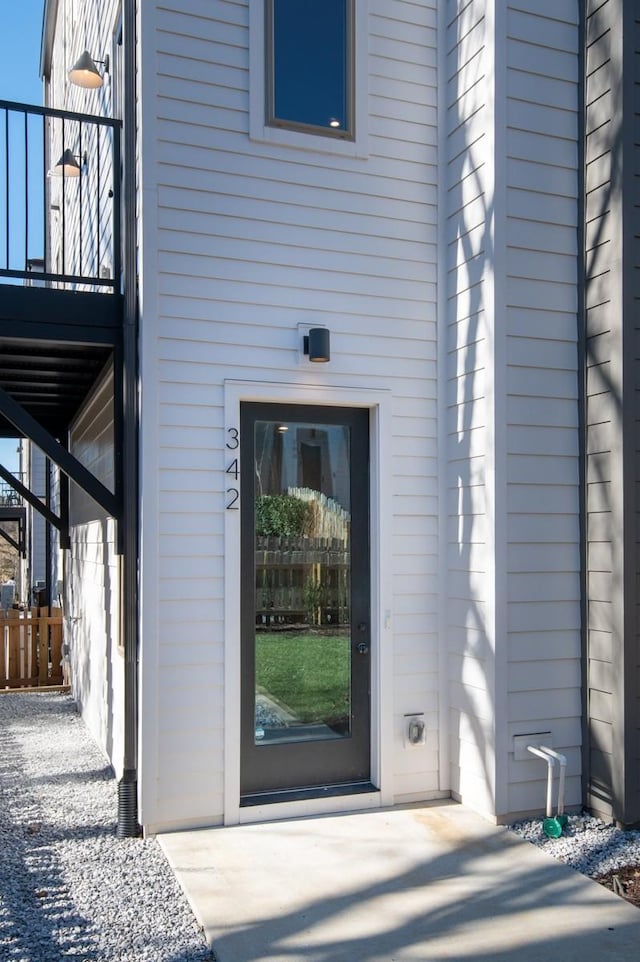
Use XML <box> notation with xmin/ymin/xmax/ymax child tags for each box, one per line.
<box><xmin>543</xmin><ymin>816</ymin><xmax>564</xmax><ymax>838</ymax></box>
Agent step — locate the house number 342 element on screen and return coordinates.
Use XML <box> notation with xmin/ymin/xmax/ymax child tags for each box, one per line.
<box><xmin>226</xmin><ymin>427</ymin><xmax>239</xmax><ymax>509</ymax></box>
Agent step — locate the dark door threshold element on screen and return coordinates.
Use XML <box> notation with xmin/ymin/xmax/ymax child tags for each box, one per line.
<box><xmin>241</xmin><ymin>780</ymin><xmax>377</xmax><ymax>808</ymax></box>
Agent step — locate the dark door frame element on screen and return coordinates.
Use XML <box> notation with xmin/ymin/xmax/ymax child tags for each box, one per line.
<box><xmin>239</xmin><ymin>401</ymin><xmax>372</xmax><ymax>804</ymax></box>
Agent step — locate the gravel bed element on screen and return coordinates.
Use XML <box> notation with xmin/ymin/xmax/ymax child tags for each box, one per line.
<box><xmin>254</xmin><ymin>702</ymin><xmax>284</xmax><ymax>728</ymax></box>
<box><xmin>510</xmin><ymin>813</ymin><xmax>640</xmax><ymax>879</ymax></box>
<box><xmin>0</xmin><ymin>691</ymin><xmax>214</xmax><ymax>962</ymax></box>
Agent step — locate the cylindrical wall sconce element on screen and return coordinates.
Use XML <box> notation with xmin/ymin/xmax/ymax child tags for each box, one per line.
<box><xmin>303</xmin><ymin>327</ymin><xmax>330</xmax><ymax>363</ymax></box>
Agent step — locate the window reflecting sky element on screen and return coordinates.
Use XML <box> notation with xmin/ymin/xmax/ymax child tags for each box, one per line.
<box><xmin>272</xmin><ymin>0</ymin><xmax>348</xmax><ymax>130</ymax></box>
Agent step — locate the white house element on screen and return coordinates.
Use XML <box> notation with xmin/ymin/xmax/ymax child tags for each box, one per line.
<box><xmin>0</xmin><ymin>0</ymin><xmax>635</xmax><ymax>836</ymax></box>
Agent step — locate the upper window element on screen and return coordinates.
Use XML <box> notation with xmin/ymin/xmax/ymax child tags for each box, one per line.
<box><xmin>266</xmin><ymin>0</ymin><xmax>354</xmax><ymax>139</ymax></box>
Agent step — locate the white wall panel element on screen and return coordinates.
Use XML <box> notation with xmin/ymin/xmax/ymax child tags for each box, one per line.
<box><xmin>139</xmin><ymin>0</ymin><xmax>440</xmax><ymax>831</ymax></box>
<box><xmin>504</xmin><ymin>0</ymin><xmax>581</xmax><ymax>816</ymax></box>
<box><xmin>444</xmin><ymin>0</ymin><xmax>580</xmax><ymax>823</ymax></box>
<box><xmin>66</xmin><ymin>366</ymin><xmax>122</xmax><ymax>777</ymax></box>
<box><xmin>48</xmin><ymin>0</ymin><xmax>583</xmax><ymax>832</ymax></box>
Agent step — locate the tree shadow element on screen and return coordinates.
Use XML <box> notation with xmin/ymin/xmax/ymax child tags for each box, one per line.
<box><xmin>0</xmin><ymin>692</ymin><xmax>216</xmax><ymax>962</ymax></box>
<box><xmin>189</xmin><ymin>810</ymin><xmax>640</xmax><ymax>962</ymax></box>
<box><xmin>443</xmin><ymin>0</ymin><xmax>622</xmax><ymax>823</ymax></box>
<box><xmin>0</xmin><ymin>721</ymin><xmax>101</xmax><ymax>960</ymax></box>
<box><xmin>443</xmin><ymin>1</ymin><xmax>501</xmax><ymax>814</ymax></box>
<box><xmin>579</xmin><ymin>1</ymin><xmax>626</xmax><ymax>820</ymax></box>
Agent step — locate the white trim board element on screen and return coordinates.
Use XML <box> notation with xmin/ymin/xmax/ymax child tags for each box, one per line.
<box><xmin>223</xmin><ymin>379</ymin><xmax>393</xmax><ymax>825</ymax></box>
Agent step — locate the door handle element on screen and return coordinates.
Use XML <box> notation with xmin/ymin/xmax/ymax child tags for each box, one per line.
<box><xmin>356</xmin><ymin>642</ymin><xmax>369</xmax><ymax>655</ymax></box>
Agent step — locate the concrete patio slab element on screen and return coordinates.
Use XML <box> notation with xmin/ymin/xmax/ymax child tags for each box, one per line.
<box><xmin>159</xmin><ymin>800</ymin><xmax>640</xmax><ymax>962</ymax></box>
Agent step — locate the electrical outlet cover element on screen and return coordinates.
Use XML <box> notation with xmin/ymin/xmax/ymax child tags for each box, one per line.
<box><xmin>404</xmin><ymin>713</ymin><xmax>426</xmax><ymax>748</ymax></box>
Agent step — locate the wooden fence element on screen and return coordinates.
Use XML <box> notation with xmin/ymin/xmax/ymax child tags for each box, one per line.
<box><xmin>0</xmin><ymin>607</ymin><xmax>65</xmax><ymax>689</ymax></box>
<box><xmin>255</xmin><ymin>536</ymin><xmax>350</xmax><ymax>627</ymax></box>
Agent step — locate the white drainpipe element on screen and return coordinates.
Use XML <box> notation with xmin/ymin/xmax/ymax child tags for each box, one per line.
<box><xmin>527</xmin><ymin>744</ymin><xmax>568</xmax><ymax>836</ymax></box>
<box><xmin>528</xmin><ymin>745</ymin><xmax>556</xmax><ymax>817</ymax></box>
<box><xmin>540</xmin><ymin>746</ymin><xmax>566</xmax><ymax>817</ymax></box>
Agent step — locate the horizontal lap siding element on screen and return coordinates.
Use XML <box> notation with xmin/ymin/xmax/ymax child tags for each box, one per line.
<box><xmin>46</xmin><ymin>0</ymin><xmax>120</xmax><ymax>284</ymax></box>
<box><xmin>583</xmin><ymin>0</ymin><xmax>640</xmax><ymax>824</ymax></box>
<box><xmin>67</xmin><ymin>369</ymin><xmax>123</xmax><ymax>778</ymax></box>
<box><xmin>505</xmin><ymin>0</ymin><xmax>580</xmax><ymax>816</ymax></box>
<box><xmin>45</xmin><ymin>0</ymin><xmax>123</xmax><ymax>774</ymax></box>
<box><xmin>143</xmin><ymin>0</ymin><xmax>440</xmax><ymax>828</ymax></box>
<box><xmin>445</xmin><ymin>0</ymin><xmax>493</xmax><ymax>815</ymax></box>
<box><xmin>583</xmin><ymin>0</ymin><xmax>619</xmax><ymax>821</ymax></box>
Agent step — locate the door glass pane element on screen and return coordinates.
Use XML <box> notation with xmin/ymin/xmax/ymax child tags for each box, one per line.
<box><xmin>253</xmin><ymin>419</ymin><xmax>352</xmax><ymax>745</ymax></box>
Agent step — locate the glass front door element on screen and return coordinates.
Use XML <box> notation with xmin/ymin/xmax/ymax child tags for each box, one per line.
<box><xmin>240</xmin><ymin>403</ymin><xmax>370</xmax><ymax>801</ymax></box>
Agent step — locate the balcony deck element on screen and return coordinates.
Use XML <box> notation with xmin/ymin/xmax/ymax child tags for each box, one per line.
<box><xmin>0</xmin><ymin>100</ymin><xmax>123</xmax><ymax>438</ymax></box>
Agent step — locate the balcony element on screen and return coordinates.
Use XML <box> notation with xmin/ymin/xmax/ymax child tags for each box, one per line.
<box><xmin>0</xmin><ymin>99</ymin><xmax>124</xmax><ymax>438</ymax></box>
<box><xmin>0</xmin><ymin>473</ymin><xmax>23</xmax><ymax>506</ymax></box>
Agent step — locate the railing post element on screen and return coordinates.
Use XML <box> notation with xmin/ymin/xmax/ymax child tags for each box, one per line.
<box><xmin>7</xmin><ymin>610</ymin><xmax>20</xmax><ymax>688</ymax></box>
<box><xmin>38</xmin><ymin>606</ymin><xmax>49</xmax><ymax>686</ymax></box>
<box><xmin>23</xmin><ymin>111</ymin><xmax>28</xmax><ymax>271</ymax></box>
<box><xmin>112</xmin><ymin>122</ymin><xmax>122</xmax><ymax>286</ymax></box>
<box><xmin>4</xmin><ymin>108</ymin><xmax>9</xmax><ymax>272</ymax></box>
<box><xmin>0</xmin><ymin>612</ymin><xmax>6</xmax><ymax>689</ymax></box>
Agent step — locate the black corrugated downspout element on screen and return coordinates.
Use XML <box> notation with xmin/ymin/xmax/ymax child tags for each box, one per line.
<box><xmin>45</xmin><ymin>457</ymin><xmax>52</xmax><ymax>607</ymax></box>
<box><xmin>117</xmin><ymin>0</ymin><xmax>140</xmax><ymax>839</ymax></box>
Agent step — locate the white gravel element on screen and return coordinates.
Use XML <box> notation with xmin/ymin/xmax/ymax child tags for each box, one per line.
<box><xmin>0</xmin><ymin>691</ymin><xmax>214</xmax><ymax>962</ymax></box>
<box><xmin>510</xmin><ymin>813</ymin><xmax>640</xmax><ymax>879</ymax></box>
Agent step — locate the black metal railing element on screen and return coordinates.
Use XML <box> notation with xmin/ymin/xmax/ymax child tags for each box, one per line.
<box><xmin>0</xmin><ymin>474</ymin><xmax>24</xmax><ymax>506</ymax></box>
<box><xmin>0</xmin><ymin>100</ymin><xmax>121</xmax><ymax>291</ymax></box>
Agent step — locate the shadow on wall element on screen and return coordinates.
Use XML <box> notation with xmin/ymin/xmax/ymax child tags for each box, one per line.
<box><xmin>580</xmin><ymin>9</ymin><xmax>624</xmax><ymax>816</ymax></box>
<box><xmin>445</xmin><ymin>4</ymin><xmax>599</xmax><ymax>819</ymax></box>
<box><xmin>446</xmin><ymin>7</ymin><xmax>498</xmax><ymax>812</ymax></box>
<box><xmin>0</xmin><ymin>721</ymin><xmax>101</xmax><ymax>960</ymax></box>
